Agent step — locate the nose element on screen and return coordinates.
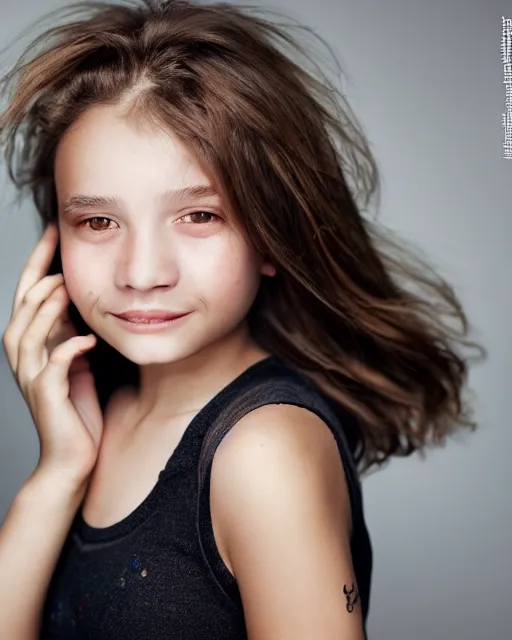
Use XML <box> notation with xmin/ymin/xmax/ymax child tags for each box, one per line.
<box><xmin>115</xmin><ymin>228</ymin><xmax>178</xmax><ymax>291</ymax></box>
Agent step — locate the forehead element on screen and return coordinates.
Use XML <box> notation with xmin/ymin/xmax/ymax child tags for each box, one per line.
<box><xmin>54</xmin><ymin>105</ymin><xmax>212</xmax><ymax>201</ymax></box>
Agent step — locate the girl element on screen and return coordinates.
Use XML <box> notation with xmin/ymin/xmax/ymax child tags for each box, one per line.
<box><xmin>0</xmin><ymin>1</ymin><xmax>482</xmax><ymax>639</ymax></box>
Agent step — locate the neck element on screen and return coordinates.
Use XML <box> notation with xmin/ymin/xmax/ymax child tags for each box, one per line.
<box><xmin>133</xmin><ymin>323</ymin><xmax>271</xmax><ymax>422</ymax></box>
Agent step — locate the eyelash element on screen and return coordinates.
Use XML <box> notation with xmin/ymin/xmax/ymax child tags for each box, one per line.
<box><xmin>78</xmin><ymin>211</ymin><xmax>221</xmax><ymax>232</ymax></box>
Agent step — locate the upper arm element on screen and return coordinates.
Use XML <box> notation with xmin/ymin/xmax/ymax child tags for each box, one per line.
<box><xmin>210</xmin><ymin>403</ymin><xmax>365</xmax><ymax>640</ymax></box>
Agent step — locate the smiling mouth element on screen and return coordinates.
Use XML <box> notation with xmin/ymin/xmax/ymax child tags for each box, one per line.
<box><xmin>117</xmin><ymin>316</ymin><xmax>184</xmax><ymax>324</ymax></box>
<box><xmin>114</xmin><ymin>310</ymin><xmax>191</xmax><ymax>323</ymax></box>
<box><xmin>111</xmin><ymin>311</ymin><xmax>192</xmax><ymax>331</ymax></box>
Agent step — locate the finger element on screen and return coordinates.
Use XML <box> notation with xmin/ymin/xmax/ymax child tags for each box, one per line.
<box><xmin>37</xmin><ymin>334</ymin><xmax>97</xmax><ymax>399</ymax></box>
<box><xmin>17</xmin><ymin>284</ymin><xmax>71</xmax><ymax>385</ymax></box>
<box><xmin>47</xmin><ymin>311</ymin><xmax>76</xmax><ymax>348</ymax></box>
<box><xmin>46</xmin><ymin>310</ymin><xmax>78</xmax><ymax>361</ymax></box>
<box><xmin>3</xmin><ymin>274</ymin><xmax>65</xmax><ymax>373</ymax></box>
<box><xmin>69</xmin><ymin>353</ymin><xmax>92</xmax><ymax>375</ymax></box>
<box><xmin>12</xmin><ymin>224</ymin><xmax>59</xmax><ymax>315</ymax></box>
<box><xmin>47</xmin><ymin>294</ymin><xmax>73</xmax><ymax>344</ymax></box>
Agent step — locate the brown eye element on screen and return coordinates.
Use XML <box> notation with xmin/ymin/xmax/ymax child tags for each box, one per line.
<box><xmin>82</xmin><ymin>217</ymin><xmax>113</xmax><ymax>231</ymax></box>
<box><xmin>183</xmin><ymin>211</ymin><xmax>220</xmax><ymax>224</ymax></box>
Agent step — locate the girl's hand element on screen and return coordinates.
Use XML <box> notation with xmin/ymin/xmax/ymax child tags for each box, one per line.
<box><xmin>2</xmin><ymin>224</ymin><xmax>104</xmax><ymax>486</ymax></box>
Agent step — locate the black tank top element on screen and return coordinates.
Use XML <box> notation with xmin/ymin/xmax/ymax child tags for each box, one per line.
<box><xmin>40</xmin><ymin>355</ymin><xmax>373</xmax><ymax>639</ymax></box>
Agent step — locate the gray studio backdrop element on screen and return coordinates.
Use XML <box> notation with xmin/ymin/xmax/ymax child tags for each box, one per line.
<box><xmin>0</xmin><ymin>1</ymin><xmax>509</xmax><ymax>639</ymax></box>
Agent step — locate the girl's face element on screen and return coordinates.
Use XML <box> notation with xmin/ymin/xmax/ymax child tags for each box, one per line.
<box><xmin>54</xmin><ymin>104</ymin><xmax>275</xmax><ymax>366</ymax></box>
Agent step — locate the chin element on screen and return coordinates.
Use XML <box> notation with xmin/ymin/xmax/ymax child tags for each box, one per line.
<box><xmin>108</xmin><ymin>337</ymin><xmax>201</xmax><ymax>366</ymax></box>
<box><xmin>87</xmin><ymin>311</ymin><xmax>246</xmax><ymax>366</ymax></box>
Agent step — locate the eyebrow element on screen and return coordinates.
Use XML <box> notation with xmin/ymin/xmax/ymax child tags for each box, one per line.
<box><xmin>60</xmin><ymin>185</ymin><xmax>219</xmax><ymax>215</ymax></box>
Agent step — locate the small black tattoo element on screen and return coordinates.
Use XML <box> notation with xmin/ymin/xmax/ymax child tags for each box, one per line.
<box><xmin>343</xmin><ymin>582</ymin><xmax>360</xmax><ymax>613</ymax></box>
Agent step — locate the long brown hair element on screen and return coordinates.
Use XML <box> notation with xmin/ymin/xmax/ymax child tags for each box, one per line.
<box><xmin>0</xmin><ymin>0</ymin><xmax>484</xmax><ymax>475</ymax></box>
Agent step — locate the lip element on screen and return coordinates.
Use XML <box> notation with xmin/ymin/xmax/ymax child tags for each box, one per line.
<box><xmin>114</xmin><ymin>310</ymin><xmax>190</xmax><ymax>321</ymax></box>
<box><xmin>111</xmin><ymin>310</ymin><xmax>192</xmax><ymax>333</ymax></box>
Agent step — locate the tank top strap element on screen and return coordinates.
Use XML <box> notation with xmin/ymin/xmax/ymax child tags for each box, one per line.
<box><xmin>195</xmin><ymin>357</ymin><xmax>368</xmax><ymax>613</ymax></box>
<box><xmin>197</xmin><ymin>369</ymin><xmax>362</xmax><ymax>507</ymax></box>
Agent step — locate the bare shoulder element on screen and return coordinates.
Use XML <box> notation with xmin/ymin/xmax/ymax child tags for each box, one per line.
<box><xmin>209</xmin><ymin>403</ymin><xmax>363</xmax><ymax>639</ymax></box>
<box><xmin>212</xmin><ymin>403</ymin><xmax>352</xmax><ymax>530</ymax></box>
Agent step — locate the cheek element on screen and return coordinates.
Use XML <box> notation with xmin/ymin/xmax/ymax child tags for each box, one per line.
<box><xmin>60</xmin><ymin>243</ymin><xmax>102</xmax><ymax>309</ymax></box>
<box><xmin>190</xmin><ymin>236</ymin><xmax>261</xmax><ymax>306</ymax></box>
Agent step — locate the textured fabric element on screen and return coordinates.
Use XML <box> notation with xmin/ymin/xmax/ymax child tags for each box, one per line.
<box><xmin>40</xmin><ymin>355</ymin><xmax>372</xmax><ymax>639</ymax></box>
